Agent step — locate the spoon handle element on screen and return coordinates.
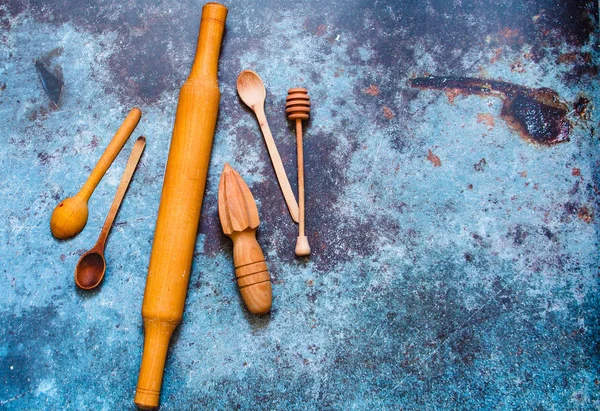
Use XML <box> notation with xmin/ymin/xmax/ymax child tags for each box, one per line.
<box><xmin>253</xmin><ymin>105</ymin><xmax>300</xmax><ymax>223</ymax></box>
<box><xmin>94</xmin><ymin>136</ymin><xmax>146</xmax><ymax>251</ymax></box>
<box><xmin>79</xmin><ymin>107</ymin><xmax>142</xmax><ymax>201</ymax></box>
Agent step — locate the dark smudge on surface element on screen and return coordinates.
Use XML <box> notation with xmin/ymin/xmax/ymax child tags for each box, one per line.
<box><xmin>410</xmin><ymin>76</ymin><xmax>571</xmax><ymax>146</ymax></box>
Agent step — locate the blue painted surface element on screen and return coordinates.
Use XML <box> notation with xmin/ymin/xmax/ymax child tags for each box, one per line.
<box><xmin>0</xmin><ymin>1</ymin><xmax>598</xmax><ymax>409</ymax></box>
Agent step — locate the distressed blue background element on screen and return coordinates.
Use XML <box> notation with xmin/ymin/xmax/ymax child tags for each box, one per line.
<box><xmin>1</xmin><ymin>0</ymin><xmax>598</xmax><ymax>409</ymax></box>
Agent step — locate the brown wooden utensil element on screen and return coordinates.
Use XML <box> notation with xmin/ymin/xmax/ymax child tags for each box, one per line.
<box><xmin>74</xmin><ymin>136</ymin><xmax>146</xmax><ymax>290</ymax></box>
<box><xmin>236</xmin><ymin>70</ymin><xmax>299</xmax><ymax>223</ymax></box>
<box><xmin>50</xmin><ymin>107</ymin><xmax>141</xmax><ymax>239</ymax></box>
<box><xmin>286</xmin><ymin>88</ymin><xmax>311</xmax><ymax>256</ymax></box>
<box><xmin>135</xmin><ymin>4</ymin><xmax>227</xmax><ymax>409</ymax></box>
<box><xmin>218</xmin><ymin>163</ymin><xmax>272</xmax><ymax>315</ymax></box>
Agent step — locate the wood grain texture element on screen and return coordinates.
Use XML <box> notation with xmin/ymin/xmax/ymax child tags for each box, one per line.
<box><xmin>79</xmin><ymin>108</ymin><xmax>142</xmax><ymax>200</ymax></box>
<box><xmin>236</xmin><ymin>70</ymin><xmax>299</xmax><ymax>223</ymax></box>
<box><xmin>218</xmin><ymin>163</ymin><xmax>272</xmax><ymax>315</ymax></box>
<box><xmin>74</xmin><ymin>136</ymin><xmax>146</xmax><ymax>290</ymax></box>
<box><xmin>286</xmin><ymin>88</ymin><xmax>311</xmax><ymax>256</ymax></box>
<box><xmin>134</xmin><ymin>3</ymin><xmax>227</xmax><ymax>410</ymax></box>
<box><xmin>50</xmin><ymin>107</ymin><xmax>141</xmax><ymax>239</ymax></box>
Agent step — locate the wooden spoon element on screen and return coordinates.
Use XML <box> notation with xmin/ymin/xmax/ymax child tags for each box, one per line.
<box><xmin>75</xmin><ymin>136</ymin><xmax>146</xmax><ymax>290</ymax></box>
<box><xmin>50</xmin><ymin>107</ymin><xmax>141</xmax><ymax>239</ymax></box>
<box><xmin>236</xmin><ymin>70</ymin><xmax>299</xmax><ymax>223</ymax></box>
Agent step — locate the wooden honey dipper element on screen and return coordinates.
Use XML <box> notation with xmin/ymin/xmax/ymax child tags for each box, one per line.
<box><xmin>286</xmin><ymin>88</ymin><xmax>311</xmax><ymax>256</ymax></box>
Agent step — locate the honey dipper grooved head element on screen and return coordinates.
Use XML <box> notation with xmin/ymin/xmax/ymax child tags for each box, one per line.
<box><xmin>286</xmin><ymin>88</ymin><xmax>310</xmax><ymax>121</ymax></box>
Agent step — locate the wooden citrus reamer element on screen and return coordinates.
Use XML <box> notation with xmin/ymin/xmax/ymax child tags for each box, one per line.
<box><xmin>134</xmin><ymin>3</ymin><xmax>227</xmax><ymax>409</ymax></box>
<box><xmin>286</xmin><ymin>88</ymin><xmax>311</xmax><ymax>256</ymax></box>
<box><xmin>218</xmin><ymin>163</ymin><xmax>272</xmax><ymax>315</ymax></box>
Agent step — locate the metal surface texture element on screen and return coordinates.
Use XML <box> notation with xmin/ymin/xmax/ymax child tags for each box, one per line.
<box><xmin>0</xmin><ymin>0</ymin><xmax>598</xmax><ymax>409</ymax></box>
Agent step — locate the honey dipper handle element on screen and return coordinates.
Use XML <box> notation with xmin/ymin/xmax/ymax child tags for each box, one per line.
<box><xmin>295</xmin><ymin>119</ymin><xmax>310</xmax><ymax>256</ymax></box>
<box><xmin>231</xmin><ymin>230</ymin><xmax>272</xmax><ymax>315</ymax></box>
<box><xmin>295</xmin><ymin>119</ymin><xmax>305</xmax><ymax>236</ymax></box>
<box><xmin>79</xmin><ymin>107</ymin><xmax>141</xmax><ymax>201</ymax></box>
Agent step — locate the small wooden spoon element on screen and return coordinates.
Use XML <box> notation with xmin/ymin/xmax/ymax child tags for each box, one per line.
<box><xmin>51</xmin><ymin>107</ymin><xmax>141</xmax><ymax>239</ymax></box>
<box><xmin>236</xmin><ymin>70</ymin><xmax>299</xmax><ymax>223</ymax></box>
<box><xmin>75</xmin><ymin>136</ymin><xmax>146</xmax><ymax>290</ymax></box>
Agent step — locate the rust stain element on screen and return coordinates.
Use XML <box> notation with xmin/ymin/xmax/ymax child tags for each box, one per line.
<box><xmin>578</xmin><ymin>207</ymin><xmax>594</xmax><ymax>223</ymax></box>
<box><xmin>382</xmin><ymin>106</ymin><xmax>394</xmax><ymax>119</ymax></box>
<box><xmin>410</xmin><ymin>76</ymin><xmax>571</xmax><ymax>146</ymax></box>
<box><xmin>315</xmin><ymin>24</ymin><xmax>327</xmax><ymax>36</ymax></box>
<box><xmin>444</xmin><ymin>89</ymin><xmax>460</xmax><ymax>104</ymax></box>
<box><xmin>557</xmin><ymin>52</ymin><xmax>592</xmax><ymax>65</ymax></box>
<box><xmin>510</xmin><ymin>60</ymin><xmax>526</xmax><ymax>73</ymax></box>
<box><xmin>363</xmin><ymin>84</ymin><xmax>380</xmax><ymax>96</ymax></box>
<box><xmin>427</xmin><ymin>150</ymin><xmax>442</xmax><ymax>167</ymax></box>
<box><xmin>519</xmin><ymin>171</ymin><xmax>528</xmax><ymax>178</ymax></box>
<box><xmin>573</xmin><ymin>96</ymin><xmax>591</xmax><ymax>119</ymax></box>
<box><xmin>499</xmin><ymin>27</ymin><xmax>520</xmax><ymax>39</ymax></box>
<box><xmin>477</xmin><ymin>113</ymin><xmax>495</xmax><ymax>129</ymax></box>
<box><xmin>490</xmin><ymin>47</ymin><xmax>503</xmax><ymax>63</ymax></box>
<box><xmin>572</xmin><ymin>168</ymin><xmax>581</xmax><ymax>176</ymax></box>
<box><xmin>557</xmin><ymin>53</ymin><xmax>579</xmax><ymax>64</ymax></box>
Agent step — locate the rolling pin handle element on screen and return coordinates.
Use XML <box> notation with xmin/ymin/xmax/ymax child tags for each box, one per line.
<box><xmin>134</xmin><ymin>319</ymin><xmax>177</xmax><ymax>409</ymax></box>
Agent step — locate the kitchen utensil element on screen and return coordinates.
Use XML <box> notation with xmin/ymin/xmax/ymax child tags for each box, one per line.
<box><xmin>286</xmin><ymin>88</ymin><xmax>311</xmax><ymax>256</ymax></box>
<box><xmin>236</xmin><ymin>70</ymin><xmax>299</xmax><ymax>223</ymax></box>
<box><xmin>218</xmin><ymin>163</ymin><xmax>272</xmax><ymax>314</ymax></box>
<box><xmin>74</xmin><ymin>136</ymin><xmax>146</xmax><ymax>290</ymax></box>
<box><xmin>135</xmin><ymin>4</ymin><xmax>227</xmax><ymax>409</ymax></box>
<box><xmin>50</xmin><ymin>107</ymin><xmax>141</xmax><ymax>239</ymax></box>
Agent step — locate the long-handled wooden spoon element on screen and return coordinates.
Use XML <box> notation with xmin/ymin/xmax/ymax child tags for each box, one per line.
<box><xmin>236</xmin><ymin>70</ymin><xmax>299</xmax><ymax>223</ymax></box>
<box><xmin>50</xmin><ymin>107</ymin><xmax>141</xmax><ymax>239</ymax></box>
<box><xmin>75</xmin><ymin>136</ymin><xmax>146</xmax><ymax>290</ymax></box>
<box><xmin>286</xmin><ymin>88</ymin><xmax>311</xmax><ymax>256</ymax></box>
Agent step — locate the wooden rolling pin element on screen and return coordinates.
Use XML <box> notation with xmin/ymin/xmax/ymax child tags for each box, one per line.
<box><xmin>134</xmin><ymin>3</ymin><xmax>227</xmax><ymax>409</ymax></box>
<box><xmin>218</xmin><ymin>163</ymin><xmax>272</xmax><ymax>315</ymax></box>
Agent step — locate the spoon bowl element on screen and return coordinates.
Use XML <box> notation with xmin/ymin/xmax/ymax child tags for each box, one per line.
<box><xmin>235</xmin><ymin>70</ymin><xmax>300</xmax><ymax>223</ymax></box>
<box><xmin>75</xmin><ymin>250</ymin><xmax>106</xmax><ymax>289</ymax></box>
<box><xmin>73</xmin><ymin>136</ymin><xmax>146</xmax><ymax>291</ymax></box>
<box><xmin>50</xmin><ymin>195</ymin><xmax>89</xmax><ymax>240</ymax></box>
<box><xmin>236</xmin><ymin>70</ymin><xmax>266</xmax><ymax>108</ymax></box>
<box><xmin>50</xmin><ymin>107</ymin><xmax>141</xmax><ymax>240</ymax></box>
